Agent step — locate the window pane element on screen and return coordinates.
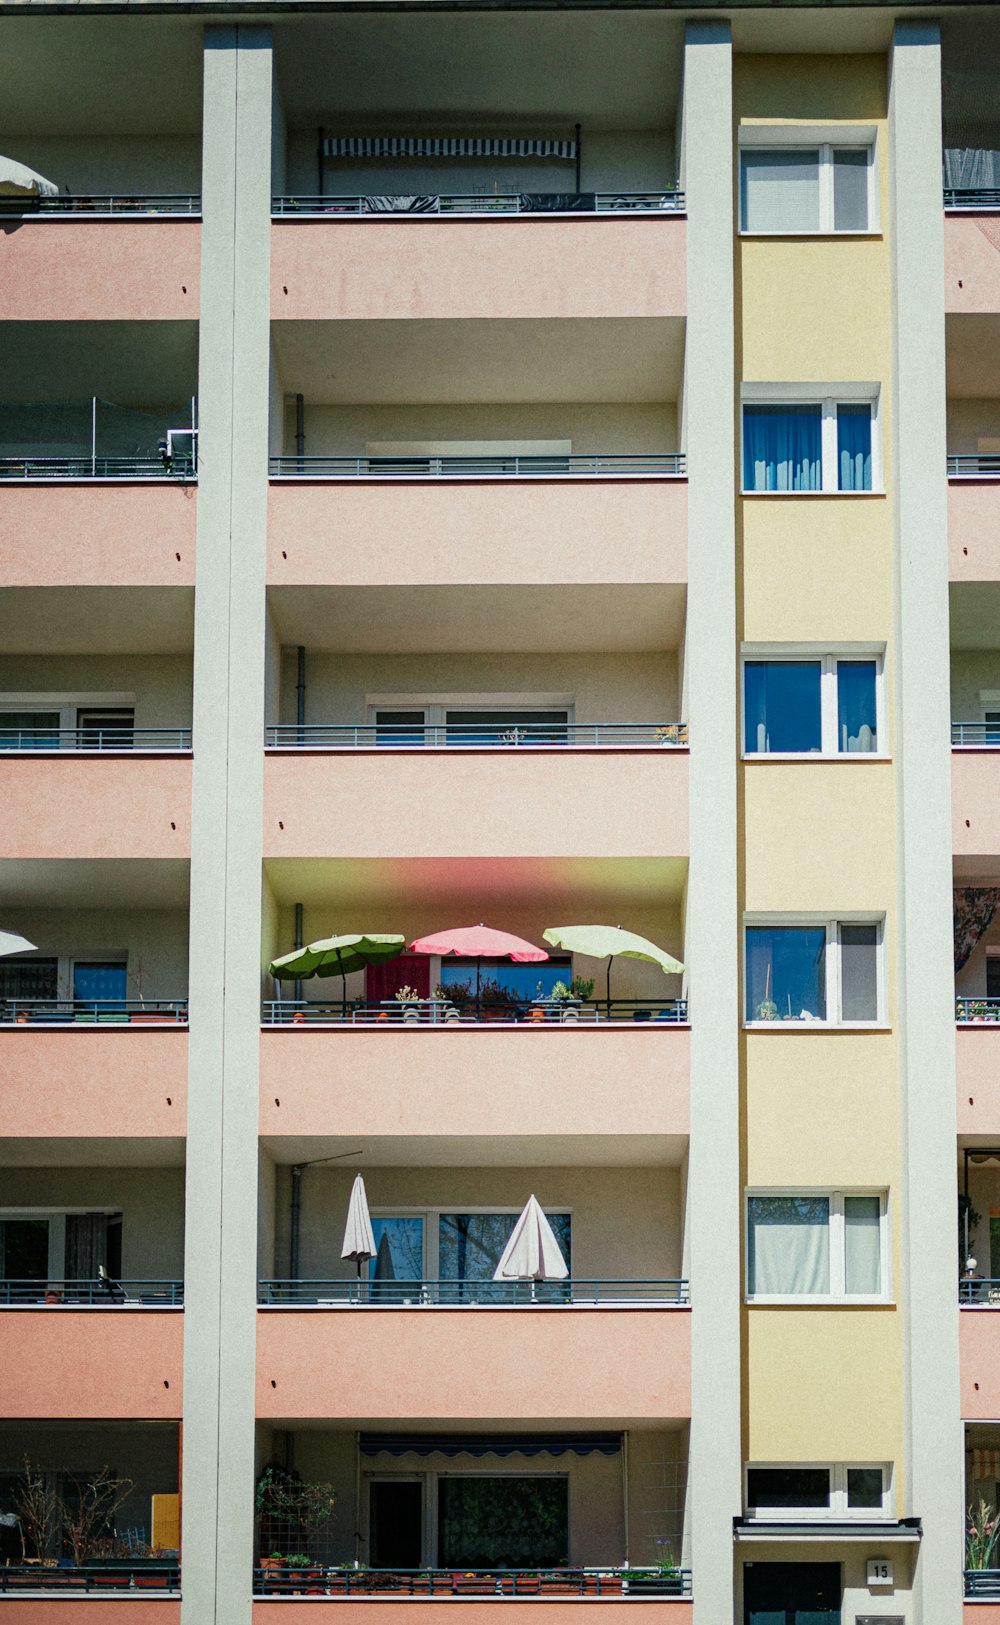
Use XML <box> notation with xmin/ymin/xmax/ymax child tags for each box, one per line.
<box><xmin>73</xmin><ymin>963</ymin><xmax>127</xmax><ymax>1003</ymax></box>
<box><xmin>0</xmin><ymin>1218</ymin><xmax>49</xmax><ymax>1278</ymax></box>
<box><xmin>741</xmin><ymin>149</ymin><xmax>820</xmax><ymax>232</ymax></box>
<box><xmin>840</xmin><ymin>924</ymin><xmax>878</xmax><ymax>1021</ymax></box>
<box><xmin>375</xmin><ymin>710</ymin><xmax>425</xmax><ymax>746</ymax></box>
<box><xmin>439</xmin><ymin>1212</ymin><xmax>570</xmax><ymax>1302</ymax></box>
<box><xmin>438</xmin><ymin>1477</ymin><xmax>568</xmax><ymax>1569</ymax></box>
<box><xmin>837</xmin><ymin>404</ymin><xmax>872</xmax><ymax>491</ymax></box>
<box><xmin>743</xmin><ymin>405</ymin><xmax>822</xmax><ymax>492</ymax></box>
<box><xmin>837</xmin><ymin>660</ymin><xmax>877</xmax><ymax>753</ymax></box>
<box><xmin>746</xmin><ymin>926</ymin><xmax>827</xmax><ymax>1022</ymax></box>
<box><xmin>746</xmin><ymin>1467</ymin><xmax>831</xmax><ymax>1510</ymax></box>
<box><xmin>744</xmin><ymin>661</ymin><xmax>822</xmax><ymax>753</ymax></box>
<box><xmin>439</xmin><ymin>958</ymin><xmax>570</xmax><ymax>1002</ymax></box>
<box><xmin>987</xmin><ymin>958</ymin><xmax>1000</xmax><ymax>999</ymax></box>
<box><xmin>833</xmin><ymin>148</ymin><xmax>869</xmax><ymax>231</ymax></box>
<box><xmin>369</xmin><ymin>1217</ymin><xmax>424</xmax><ymax>1296</ymax></box>
<box><xmin>0</xmin><ymin>957</ymin><xmax>58</xmax><ymax>1001</ymax></box>
<box><xmin>747</xmin><ymin>1196</ymin><xmax>831</xmax><ymax>1294</ymax></box>
<box><xmin>0</xmin><ymin>712</ymin><xmax>60</xmax><ymax>749</ymax></box>
<box><xmin>844</xmin><ymin>1196</ymin><xmax>881</xmax><ymax>1294</ymax></box>
<box><xmin>846</xmin><ymin>1467</ymin><xmax>883</xmax><ymax>1509</ymax></box>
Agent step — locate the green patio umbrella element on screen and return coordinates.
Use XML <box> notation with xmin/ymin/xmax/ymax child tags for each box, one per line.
<box><xmin>268</xmin><ymin>933</ymin><xmax>405</xmax><ymax>1016</ymax></box>
<box><xmin>541</xmin><ymin>924</ymin><xmax>684</xmax><ymax>1018</ymax></box>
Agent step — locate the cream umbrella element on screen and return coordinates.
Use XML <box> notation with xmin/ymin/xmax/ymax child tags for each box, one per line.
<box><xmin>0</xmin><ymin>931</ymin><xmax>36</xmax><ymax>957</ymax></box>
<box><xmin>493</xmin><ymin>1195</ymin><xmax>569</xmax><ymax>1301</ymax></box>
<box><xmin>341</xmin><ymin>1174</ymin><xmax>376</xmax><ymax>1280</ymax></box>
<box><xmin>0</xmin><ymin>157</ymin><xmax>58</xmax><ymax>198</ymax></box>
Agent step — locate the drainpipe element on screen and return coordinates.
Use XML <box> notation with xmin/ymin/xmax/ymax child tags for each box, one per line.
<box><xmin>293</xmin><ymin>901</ymin><xmax>303</xmax><ymax>1003</ymax></box>
<box><xmin>295</xmin><ymin>393</ymin><xmax>305</xmax><ymax>473</ymax></box>
<box><xmin>289</xmin><ymin>1164</ymin><xmax>304</xmax><ymax>1279</ymax></box>
<box><xmin>575</xmin><ymin>124</ymin><xmax>582</xmax><ymax>193</ymax></box>
<box><xmin>296</xmin><ymin>646</ymin><xmax>306</xmax><ymax>743</ymax></box>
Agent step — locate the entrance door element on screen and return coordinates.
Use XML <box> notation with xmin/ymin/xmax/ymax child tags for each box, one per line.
<box><xmin>744</xmin><ymin>1562</ymin><xmax>841</xmax><ymax>1625</ymax></box>
<box><xmin>370</xmin><ymin>1480</ymin><xmax>423</xmax><ymax>1569</ymax></box>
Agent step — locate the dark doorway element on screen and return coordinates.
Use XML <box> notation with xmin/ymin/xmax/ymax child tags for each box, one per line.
<box><xmin>370</xmin><ymin>1480</ymin><xmax>422</xmax><ymax>1569</ymax></box>
<box><xmin>744</xmin><ymin>1562</ymin><xmax>841</xmax><ymax>1625</ymax></box>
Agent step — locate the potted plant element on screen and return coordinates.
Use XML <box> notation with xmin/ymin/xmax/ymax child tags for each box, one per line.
<box><xmin>394</xmin><ymin>984</ymin><xmax>422</xmax><ymax>1024</ymax></box>
<box><xmin>654</xmin><ymin>724</ymin><xmax>682</xmax><ymax>746</ymax></box>
<box><xmin>254</xmin><ymin>1463</ymin><xmax>336</xmax><ymax>1582</ymax></box>
<box><xmin>967</xmin><ymin>1500</ymin><xmax>1000</xmax><ymax>1571</ymax></box>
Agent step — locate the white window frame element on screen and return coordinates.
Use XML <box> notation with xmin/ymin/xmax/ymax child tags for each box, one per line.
<box><xmin>744</xmin><ymin>1188</ymin><xmax>891</xmax><ymax>1305</ymax></box>
<box><xmin>743</xmin><ymin>1461</ymin><xmax>893</xmax><ymax>1520</ymax></box>
<box><xmin>740</xmin><ymin>382</ymin><xmax>882</xmax><ymax>495</ymax></box>
<box><xmin>741</xmin><ymin>644</ymin><xmax>886</xmax><ymax>759</ymax></box>
<box><xmin>0</xmin><ymin>693</ymin><xmax>136</xmax><ymax>749</ymax></box>
<box><xmin>367</xmin><ymin>694</ymin><xmax>576</xmax><ymax>730</ymax></box>
<box><xmin>743</xmin><ymin>912</ymin><xmax>886</xmax><ymax>1028</ymax></box>
<box><xmin>738</xmin><ymin>123</ymin><xmax>879</xmax><ymax>236</ymax></box>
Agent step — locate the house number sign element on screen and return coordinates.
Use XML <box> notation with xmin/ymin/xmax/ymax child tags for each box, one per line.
<box><xmin>865</xmin><ymin>1557</ymin><xmax>894</xmax><ymax>1587</ymax></box>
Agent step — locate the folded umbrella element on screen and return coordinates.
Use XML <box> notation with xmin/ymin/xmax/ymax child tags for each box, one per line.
<box><xmin>341</xmin><ymin>1174</ymin><xmax>376</xmax><ymax>1280</ymax></box>
<box><xmin>493</xmin><ymin>1196</ymin><xmax>569</xmax><ymax>1292</ymax></box>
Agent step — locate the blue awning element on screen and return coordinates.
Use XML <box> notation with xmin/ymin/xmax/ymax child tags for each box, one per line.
<box><xmin>359</xmin><ymin>1432</ymin><xmax>622</xmax><ymax>1459</ymax></box>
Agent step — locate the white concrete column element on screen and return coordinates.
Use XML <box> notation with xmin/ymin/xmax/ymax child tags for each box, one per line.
<box><xmin>182</xmin><ymin>24</ymin><xmax>272</xmax><ymax>1625</ymax></box>
<box><xmin>682</xmin><ymin>23</ymin><xmax>741</xmax><ymax>1623</ymax></box>
<box><xmin>888</xmin><ymin>22</ymin><xmax>963</xmax><ymax>1624</ymax></box>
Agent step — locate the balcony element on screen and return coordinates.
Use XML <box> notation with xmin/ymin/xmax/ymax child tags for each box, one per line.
<box><xmin>273</xmin><ymin>190</ymin><xmax>682</xmax><ymax>217</ymax></box>
<box><xmin>270</xmin><ymin>452</ymin><xmax>684</xmax><ymax>480</ymax></box>
<box><xmin>253</xmin><ymin>1567</ymin><xmax>691</xmax><ymax>1602</ymax></box>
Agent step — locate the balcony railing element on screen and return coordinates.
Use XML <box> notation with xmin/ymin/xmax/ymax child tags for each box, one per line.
<box><xmin>0</xmin><ymin>194</ymin><xmax>200</xmax><ymax>216</ymax></box>
<box><xmin>948</xmin><ymin>454</ymin><xmax>1000</xmax><ymax>477</ymax></box>
<box><xmin>266</xmin><ymin>722</ymin><xmax>687</xmax><ymax>750</ymax></box>
<box><xmin>945</xmin><ymin>188</ymin><xmax>1000</xmax><ymax>210</ymax></box>
<box><xmin>0</xmin><ymin>727</ymin><xmax>192</xmax><ymax>752</ymax></box>
<box><xmin>0</xmin><ymin>1564</ymin><xmax>180</xmax><ymax>1593</ymax></box>
<box><xmin>2</xmin><ymin>999</ymin><xmax>188</xmax><ymax>1026</ymax></box>
<box><xmin>0</xmin><ymin>1278</ymin><xmax>183</xmax><ymax>1306</ymax></box>
<box><xmin>259</xmin><ymin>1277</ymin><xmax>690</xmax><ymax>1306</ymax></box>
<box><xmin>263</xmin><ymin>997</ymin><xmax>688</xmax><ymax>1027</ymax></box>
<box><xmin>957</xmin><ymin>998</ymin><xmax>1000</xmax><ymax>1023</ymax></box>
<box><xmin>272</xmin><ymin>191</ymin><xmax>684</xmax><ymax>217</ymax></box>
<box><xmin>0</xmin><ymin>455</ymin><xmax>195</xmax><ymax>482</ymax></box>
<box><xmin>269</xmin><ymin>453</ymin><xmax>685</xmax><ymax>479</ymax></box>
<box><xmin>953</xmin><ymin>722</ymin><xmax>1000</xmax><ymax>746</ymax></box>
<box><xmin>960</xmin><ymin>1278</ymin><xmax>1000</xmax><ymax>1304</ymax></box>
<box><xmin>966</xmin><ymin>1569</ymin><xmax>1000</xmax><ymax>1597</ymax></box>
<box><xmin>254</xmin><ymin>1566</ymin><xmax>691</xmax><ymax>1598</ymax></box>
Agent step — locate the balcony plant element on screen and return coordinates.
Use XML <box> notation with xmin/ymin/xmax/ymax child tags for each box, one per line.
<box><xmin>655</xmin><ymin>725</ymin><xmax>682</xmax><ymax>746</ymax></box>
<box><xmin>967</xmin><ymin>1500</ymin><xmax>1000</xmax><ymax>1570</ymax></box>
<box><xmin>255</xmin><ymin>1463</ymin><xmax>337</xmax><ymax>1566</ymax></box>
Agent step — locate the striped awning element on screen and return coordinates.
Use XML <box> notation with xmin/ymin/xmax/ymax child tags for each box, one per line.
<box><xmin>359</xmin><ymin>1432</ymin><xmax>621</xmax><ymax>1458</ymax></box>
<box><xmin>323</xmin><ymin>136</ymin><xmax>576</xmax><ymax>161</ymax></box>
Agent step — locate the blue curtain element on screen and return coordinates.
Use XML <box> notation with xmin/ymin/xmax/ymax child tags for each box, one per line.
<box><xmin>743</xmin><ymin>406</ymin><xmax>821</xmax><ymax>492</ymax></box>
<box><xmin>837</xmin><ymin>404</ymin><xmax>872</xmax><ymax>490</ymax></box>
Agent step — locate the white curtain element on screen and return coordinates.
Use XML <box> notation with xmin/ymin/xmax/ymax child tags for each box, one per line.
<box><xmin>748</xmin><ymin>1197</ymin><xmax>830</xmax><ymax>1294</ymax></box>
<box><xmin>741</xmin><ymin>149</ymin><xmax>819</xmax><ymax>232</ymax></box>
<box><xmin>845</xmin><ymin>1197</ymin><xmax>881</xmax><ymax>1293</ymax></box>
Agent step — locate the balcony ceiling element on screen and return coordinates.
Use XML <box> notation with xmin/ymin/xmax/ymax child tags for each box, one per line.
<box><xmin>0</xmin><ymin>323</ymin><xmax>199</xmax><ymax>407</ymax></box>
<box><xmin>0</xmin><ymin>588</ymin><xmax>195</xmax><ymax>656</ymax></box>
<box><xmin>271</xmin><ymin>319</ymin><xmax>685</xmax><ymax>407</ymax></box>
<box><xmin>0</xmin><ymin>858</ymin><xmax>190</xmax><ymax>910</ymax></box>
<box><xmin>268</xmin><ymin>585</ymin><xmax>685</xmax><ymax>656</ymax></box>
<box><xmin>0</xmin><ymin>1136</ymin><xmax>186</xmax><ymax>1169</ymax></box>
<box><xmin>261</xmin><ymin>1132</ymin><xmax>688</xmax><ymax>1169</ymax></box>
<box><xmin>946</xmin><ymin>315</ymin><xmax>1000</xmax><ymax>400</ymax></box>
<box><xmin>264</xmin><ymin>855</ymin><xmax>687</xmax><ymax>911</ymax></box>
<box><xmin>0</xmin><ymin>18</ymin><xmax>204</xmax><ymax>135</ymax></box>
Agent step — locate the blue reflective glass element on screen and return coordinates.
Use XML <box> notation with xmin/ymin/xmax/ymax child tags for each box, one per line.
<box><xmin>836</xmin><ymin>660</ymin><xmax>877</xmax><ymax>752</ymax></box>
<box><xmin>746</xmin><ymin>926</ymin><xmax>827</xmax><ymax>1022</ymax></box>
<box><xmin>744</xmin><ymin>662</ymin><xmax>822</xmax><ymax>753</ymax></box>
<box><xmin>439</xmin><ymin>959</ymin><xmax>570</xmax><ymax>1001</ymax></box>
<box><xmin>743</xmin><ymin>405</ymin><xmax>822</xmax><ymax>492</ymax></box>
<box><xmin>369</xmin><ymin>1216</ymin><xmax>424</xmax><ymax>1284</ymax></box>
<box><xmin>837</xmin><ymin>404</ymin><xmax>872</xmax><ymax>490</ymax></box>
<box><xmin>72</xmin><ymin>963</ymin><xmax>127</xmax><ymax>1002</ymax></box>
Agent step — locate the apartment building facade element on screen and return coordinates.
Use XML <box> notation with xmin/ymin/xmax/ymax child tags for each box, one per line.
<box><xmin>1</xmin><ymin>3</ymin><xmax>997</xmax><ymax>1622</ymax></box>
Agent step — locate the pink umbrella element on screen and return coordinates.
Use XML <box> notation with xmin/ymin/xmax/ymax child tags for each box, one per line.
<box><xmin>409</xmin><ymin>923</ymin><xmax>548</xmax><ymax>1010</ymax></box>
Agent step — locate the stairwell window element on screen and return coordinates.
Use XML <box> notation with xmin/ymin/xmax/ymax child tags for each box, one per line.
<box><xmin>744</xmin><ymin>917</ymin><xmax>884</xmax><ymax>1025</ymax></box>
<box><xmin>742</xmin><ymin>392</ymin><xmax>878</xmax><ymax>492</ymax></box>
<box><xmin>746</xmin><ymin>1192</ymin><xmax>888</xmax><ymax>1302</ymax></box>
<box><xmin>739</xmin><ymin>132</ymin><xmax>876</xmax><ymax>234</ymax></box>
<box><xmin>744</xmin><ymin>1463</ymin><xmax>892</xmax><ymax>1518</ymax></box>
<box><xmin>742</xmin><ymin>650</ymin><xmax>882</xmax><ymax>755</ymax></box>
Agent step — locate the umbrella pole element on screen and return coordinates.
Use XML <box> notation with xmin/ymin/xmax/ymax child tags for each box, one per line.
<box><xmin>607</xmin><ymin>959</ymin><xmax>612</xmax><ymax>1022</ymax></box>
<box><xmin>476</xmin><ymin>957</ymin><xmax>481</xmax><ymax>1022</ymax></box>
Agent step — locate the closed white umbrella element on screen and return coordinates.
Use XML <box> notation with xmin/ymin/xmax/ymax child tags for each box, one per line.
<box><xmin>0</xmin><ymin>931</ymin><xmax>35</xmax><ymax>958</ymax></box>
<box><xmin>341</xmin><ymin>1174</ymin><xmax>376</xmax><ymax>1279</ymax></box>
<box><xmin>0</xmin><ymin>157</ymin><xmax>58</xmax><ymax>198</ymax></box>
<box><xmin>493</xmin><ymin>1195</ymin><xmax>569</xmax><ymax>1285</ymax></box>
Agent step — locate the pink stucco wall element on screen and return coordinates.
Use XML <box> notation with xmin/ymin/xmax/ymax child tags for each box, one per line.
<box><xmin>0</xmin><ymin>758</ymin><xmax>191</xmax><ymax>858</ymax></box>
<box><xmin>272</xmin><ymin>218</ymin><xmax>685</xmax><ymax>321</ymax></box>
<box><xmin>0</xmin><ymin>222</ymin><xmax>199</xmax><ymax>321</ymax></box>
<box><xmin>253</xmin><ymin>1606</ymin><xmax>692</xmax><ymax>1621</ymax></box>
<box><xmin>264</xmin><ymin>752</ymin><xmax>688</xmax><ymax>859</ymax></box>
<box><xmin>945</xmin><ymin>216</ymin><xmax>1000</xmax><ymax>314</ymax></box>
<box><xmin>0</xmin><ymin>1606</ymin><xmax>180</xmax><ymax>1623</ymax></box>
<box><xmin>3</xmin><ymin>1030</ymin><xmax>187</xmax><ymax>1137</ymax></box>
<box><xmin>0</xmin><ymin>1310</ymin><xmax>182</xmax><ymax>1417</ymax></box>
<box><xmin>3</xmin><ymin>485</ymin><xmax>196</xmax><ymax>587</ymax></box>
<box><xmin>957</xmin><ymin>1030</ymin><xmax>1000</xmax><ymax>1134</ymax></box>
<box><xmin>260</xmin><ymin>1028</ymin><xmax>690</xmax><ymax>1140</ymax></box>
<box><xmin>953</xmin><ymin>752</ymin><xmax>1000</xmax><ymax>856</ymax></box>
<box><xmin>961</xmin><ymin>1309</ymin><xmax>1000</xmax><ymax>1417</ymax></box>
<box><xmin>256</xmin><ymin>1308</ymin><xmax>690</xmax><ymax>1420</ymax></box>
<box><xmin>965</xmin><ymin>1607</ymin><xmax>1000</xmax><ymax>1621</ymax></box>
<box><xmin>949</xmin><ymin>481</ymin><xmax>1000</xmax><ymax>581</ymax></box>
<box><xmin>267</xmin><ymin>480</ymin><xmax>687</xmax><ymax>588</ymax></box>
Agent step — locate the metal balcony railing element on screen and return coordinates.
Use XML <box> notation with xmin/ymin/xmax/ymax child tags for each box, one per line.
<box><xmin>2</xmin><ymin>999</ymin><xmax>188</xmax><ymax>1026</ymax></box>
<box><xmin>269</xmin><ymin>453</ymin><xmax>685</xmax><ymax>479</ymax></box>
<box><xmin>272</xmin><ymin>191</ymin><xmax>684</xmax><ymax>216</ymax></box>
<box><xmin>263</xmin><ymin>997</ymin><xmax>688</xmax><ymax>1027</ymax></box>
<box><xmin>0</xmin><ymin>1564</ymin><xmax>180</xmax><ymax>1593</ymax></box>
<box><xmin>945</xmin><ymin>188</ymin><xmax>1000</xmax><ymax>210</ymax></box>
<box><xmin>0</xmin><ymin>1278</ymin><xmax>183</xmax><ymax>1306</ymax></box>
<box><xmin>966</xmin><ymin>1570</ymin><xmax>1000</xmax><ymax>1597</ymax></box>
<box><xmin>0</xmin><ymin>456</ymin><xmax>195</xmax><ymax>482</ymax></box>
<box><xmin>259</xmin><ymin>1277</ymin><xmax>690</xmax><ymax>1306</ymax></box>
<box><xmin>953</xmin><ymin>722</ymin><xmax>1000</xmax><ymax>746</ymax></box>
<box><xmin>0</xmin><ymin>727</ymin><xmax>192</xmax><ymax>752</ymax></box>
<box><xmin>0</xmin><ymin>194</ymin><xmax>200</xmax><ymax>216</ymax></box>
<box><xmin>254</xmin><ymin>1566</ymin><xmax>691</xmax><ymax>1598</ymax></box>
<box><xmin>266</xmin><ymin>722</ymin><xmax>687</xmax><ymax>750</ymax></box>
<box><xmin>957</xmin><ymin>998</ymin><xmax>1000</xmax><ymax>1023</ymax></box>
<box><xmin>960</xmin><ymin>1278</ymin><xmax>1000</xmax><ymax>1305</ymax></box>
<box><xmin>948</xmin><ymin>454</ymin><xmax>1000</xmax><ymax>477</ymax></box>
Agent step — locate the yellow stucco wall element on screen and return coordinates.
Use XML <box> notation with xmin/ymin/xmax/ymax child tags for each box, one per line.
<box><xmin>746</xmin><ymin>1309</ymin><xmax>902</xmax><ymax>1463</ymax></box>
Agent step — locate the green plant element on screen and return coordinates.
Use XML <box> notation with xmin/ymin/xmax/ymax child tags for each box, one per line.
<box><xmin>285</xmin><ymin>1553</ymin><xmax>314</xmax><ymax>1569</ymax></box>
<box><xmin>754</xmin><ymin>999</ymin><xmax>779</xmax><ymax>1021</ymax></box>
<box><xmin>570</xmin><ymin>975</ymin><xmax>594</xmax><ymax>1000</ymax></box>
<box><xmin>968</xmin><ymin>1500</ymin><xmax>1000</xmax><ymax>1569</ymax></box>
<box><xmin>550</xmin><ymin>981</ymin><xmax>573</xmax><ymax>1002</ymax></box>
<box><xmin>255</xmin><ymin>1464</ymin><xmax>337</xmax><ymax>1530</ymax></box>
<box><xmin>393</xmin><ymin>985</ymin><xmax>420</xmax><ymax>1003</ymax></box>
